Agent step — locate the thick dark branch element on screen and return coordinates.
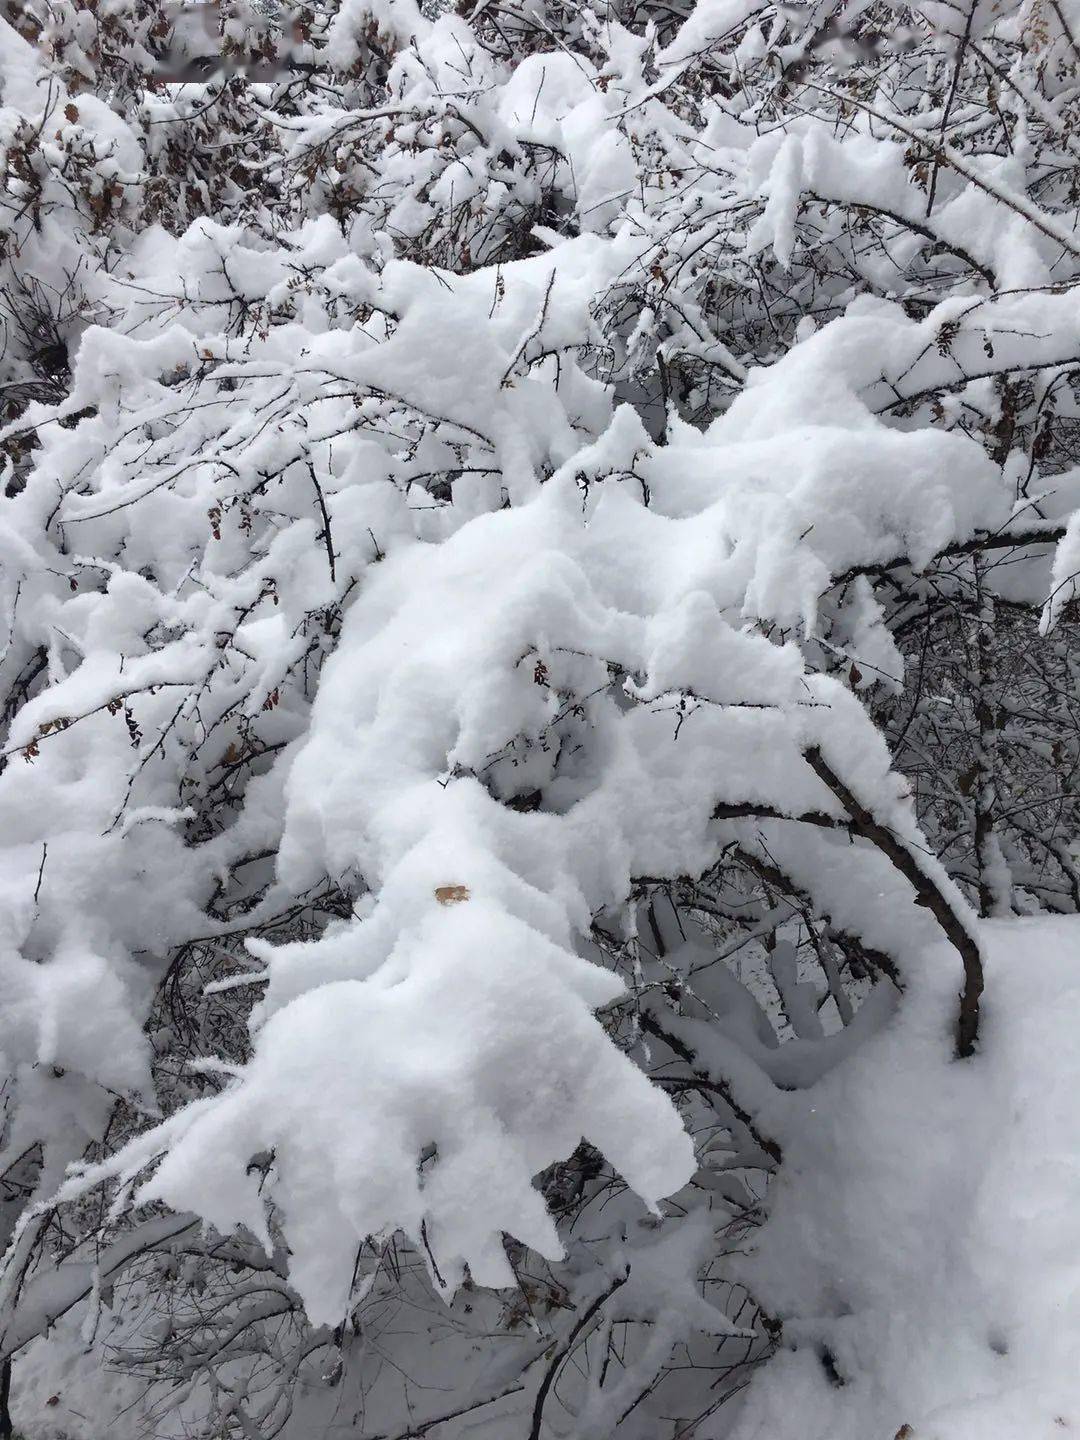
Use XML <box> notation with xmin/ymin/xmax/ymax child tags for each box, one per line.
<box><xmin>803</xmin><ymin>748</ymin><xmax>984</xmax><ymax>1057</ymax></box>
<box><xmin>712</xmin><ymin>800</ymin><xmax>845</xmax><ymax>829</ymax></box>
<box><xmin>830</xmin><ymin>523</ymin><xmax>1067</xmax><ymax>590</ymax></box>
<box><xmin>306</xmin><ymin>458</ymin><xmax>337</xmax><ymax>583</ymax></box>
<box><xmin>804</xmin><ymin>190</ymin><xmax>994</xmax><ymax>285</ymax></box>
<box><xmin>528</xmin><ymin>1269</ymin><xmax>630</xmax><ymax>1440</ymax></box>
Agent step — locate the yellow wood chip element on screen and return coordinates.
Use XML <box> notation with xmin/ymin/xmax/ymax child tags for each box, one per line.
<box><xmin>434</xmin><ymin>884</ymin><xmax>470</xmax><ymax>905</ymax></box>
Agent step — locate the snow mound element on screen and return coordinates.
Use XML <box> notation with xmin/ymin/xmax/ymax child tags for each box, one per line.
<box><xmin>730</xmin><ymin>916</ymin><xmax>1080</xmax><ymax>1440</ymax></box>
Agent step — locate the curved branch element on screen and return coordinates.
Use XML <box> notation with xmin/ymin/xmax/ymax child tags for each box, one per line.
<box><xmin>803</xmin><ymin>747</ymin><xmax>984</xmax><ymax>1057</ymax></box>
<box><xmin>528</xmin><ymin>1269</ymin><xmax>631</xmax><ymax>1440</ymax></box>
<box><xmin>0</xmin><ymin>1214</ymin><xmax>199</xmax><ymax>1361</ymax></box>
<box><xmin>830</xmin><ymin>522</ymin><xmax>1068</xmax><ymax>590</ymax></box>
<box><xmin>713</xmin><ymin>800</ymin><xmax>845</xmax><ymax>829</ymax></box>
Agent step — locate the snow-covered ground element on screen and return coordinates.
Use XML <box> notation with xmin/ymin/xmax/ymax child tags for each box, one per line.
<box><xmin>730</xmin><ymin>917</ymin><xmax>1080</xmax><ymax>1440</ymax></box>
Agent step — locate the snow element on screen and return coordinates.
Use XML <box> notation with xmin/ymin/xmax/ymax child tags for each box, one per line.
<box><xmin>12</xmin><ymin>1317</ymin><xmax>149</xmax><ymax>1440</ymax></box>
<box><xmin>126</xmin><ymin>896</ymin><xmax>696</xmax><ymax>1321</ymax></box>
<box><xmin>3</xmin><ymin>0</ymin><xmax>1080</xmax><ymax>1435</ymax></box>
<box><xmin>23</xmin><ymin>237</ymin><xmax>1046</xmax><ymax>1333</ymax></box>
<box><xmin>728</xmin><ymin>917</ymin><xmax>1080</xmax><ymax>1440</ymax></box>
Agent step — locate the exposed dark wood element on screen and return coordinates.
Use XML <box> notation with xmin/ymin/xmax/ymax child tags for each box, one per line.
<box><xmin>803</xmin><ymin>748</ymin><xmax>983</xmax><ymax>1057</ymax></box>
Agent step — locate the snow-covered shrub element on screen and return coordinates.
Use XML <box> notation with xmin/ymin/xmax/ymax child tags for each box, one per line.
<box><xmin>2</xmin><ymin>0</ymin><xmax>1080</xmax><ymax>1436</ymax></box>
